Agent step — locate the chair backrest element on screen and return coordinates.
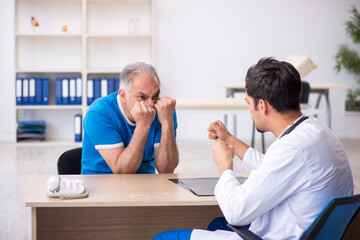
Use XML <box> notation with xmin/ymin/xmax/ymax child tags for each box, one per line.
<box><xmin>300</xmin><ymin>194</ymin><xmax>360</xmax><ymax>240</ymax></box>
<box><xmin>57</xmin><ymin>147</ymin><xmax>82</xmax><ymax>174</ymax></box>
<box><xmin>300</xmin><ymin>81</ymin><xmax>310</xmax><ymax>104</ymax></box>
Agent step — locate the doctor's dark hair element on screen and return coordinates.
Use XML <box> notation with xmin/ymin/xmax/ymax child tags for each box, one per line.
<box><xmin>245</xmin><ymin>57</ymin><xmax>301</xmax><ymax>113</ymax></box>
<box><xmin>119</xmin><ymin>62</ymin><xmax>160</xmax><ymax>93</ymax></box>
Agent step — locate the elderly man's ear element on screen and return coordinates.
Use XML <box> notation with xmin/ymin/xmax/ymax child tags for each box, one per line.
<box><xmin>119</xmin><ymin>90</ymin><xmax>127</xmax><ymax>103</ymax></box>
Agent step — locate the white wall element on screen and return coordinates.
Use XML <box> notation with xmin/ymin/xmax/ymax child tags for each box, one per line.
<box><xmin>1</xmin><ymin>0</ymin><xmax>359</xmax><ymax>142</ymax></box>
<box><xmin>155</xmin><ymin>0</ymin><xmax>360</xmax><ymax>140</ymax></box>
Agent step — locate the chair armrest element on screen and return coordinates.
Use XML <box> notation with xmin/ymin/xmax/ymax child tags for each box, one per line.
<box><xmin>227</xmin><ymin>224</ymin><xmax>263</xmax><ymax>240</ymax></box>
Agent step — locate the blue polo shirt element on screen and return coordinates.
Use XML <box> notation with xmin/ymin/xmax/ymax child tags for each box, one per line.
<box><xmin>81</xmin><ymin>92</ymin><xmax>177</xmax><ymax>174</ymax></box>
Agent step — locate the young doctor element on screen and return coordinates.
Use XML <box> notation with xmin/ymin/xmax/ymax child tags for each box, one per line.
<box><xmin>153</xmin><ymin>57</ymin><xmax>354</xmax><ymax>240</ymax></box>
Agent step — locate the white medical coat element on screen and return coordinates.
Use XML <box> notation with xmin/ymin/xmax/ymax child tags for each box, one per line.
<box><xmin>191</xmin><ymin>117</ymin><xmax>353</xmax><ymax>240</ymax></box>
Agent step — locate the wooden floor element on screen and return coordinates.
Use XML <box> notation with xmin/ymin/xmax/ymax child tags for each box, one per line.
<box><xmin>0</xmin><ymin>138</ymin><xmax>359</xmax><ymax>239</ymax></box>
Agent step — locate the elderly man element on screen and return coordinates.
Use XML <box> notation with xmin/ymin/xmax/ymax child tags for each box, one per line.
<box><xmin>81</xmin><ymin>62</ymin><xmax>179</xmax><ymax>174</ymax></box>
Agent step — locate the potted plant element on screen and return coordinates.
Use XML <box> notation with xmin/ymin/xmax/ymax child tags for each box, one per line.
<box><xmin>335</xmin><ymin>6</ymin><xmax>360</xmax><ymax>112</ymax></box>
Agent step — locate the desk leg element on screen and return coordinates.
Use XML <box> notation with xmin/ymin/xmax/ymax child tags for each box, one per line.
<box><xmin>315</xmin><ymin>93</ymin><xmax>322</xmax><ymax>119</ymax></box>
<box><xmin>223</xmin><ymin>114</ymin><xmax>237</xmax><ymax>136</ymax></box>
<box><xmin>32</xmin><ymin>207</ymin><xmax>37</xmax><ymax>240</ymax></box>
<box><xmin>251</xmin><ymin>121</ymin><xmax>265</xmax><ymax>154</ymax></box>
<box><xmin>251</xmin><ymin>122</ymin><xmax>255</xmax><ymax>148</ymax></box>
<box><xmin>324</xmin><ymin>90</ymin><xmax>331</xmax><ymax>128</ymax></box>
<box><xmin>226</xmin><ymin>89</ymin><xmax>236</xmax><ymax>136</ymax></box>
<box><xmin>224</xmin><ymin>113</ymin><xmax>237</xmax><ymax>136</ymax></box>
<box><xmin>233</xmin><ymin>114</ymin><xmax>237</xmax><ymax>136</ymax></box>
<box><xmin>315</xmin><ymin>90</ymin><xmax>331</xmax><ymax>129</ymax></box>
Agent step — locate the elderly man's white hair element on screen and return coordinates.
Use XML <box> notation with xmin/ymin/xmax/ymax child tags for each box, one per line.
<box><xmin>119</xmin><ymin>62</ymin><xmax>160</xmax><ymax>94</ymax></box>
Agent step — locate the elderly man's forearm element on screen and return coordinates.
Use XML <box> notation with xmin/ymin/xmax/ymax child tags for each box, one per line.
<box><xmin>156</xmin><ymin>126</ymin><xmax>179</xmax><ymax>173</ymax></box>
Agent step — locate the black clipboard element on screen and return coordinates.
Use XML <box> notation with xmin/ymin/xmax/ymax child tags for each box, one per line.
<box><xmin>169</xmin><ymin>177</ymin><xmax>247</xmax><ymax>196</ymax></box>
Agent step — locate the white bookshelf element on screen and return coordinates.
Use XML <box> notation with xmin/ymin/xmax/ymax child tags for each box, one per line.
<box><xmin>16</xmin><ymin>105</ymin><xmax>83</xmax><ymax>110</ymax></box>
<box><xmin>15</xmin><ymin>0</ymin><xmax>155</xmax><ymax>144</ymax></box>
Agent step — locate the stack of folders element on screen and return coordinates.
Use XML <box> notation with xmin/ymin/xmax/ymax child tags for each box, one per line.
<box><xmin>17</xmin><ymin>121</ymin><xmax>46</xmax><ymax>142</ymax></box>
<box><xmin>87</xmin><ymin>78</ymin><xmax>120</xmax><ymax>106</ymax></box>
<box><xmin>74</xmin><ymin>114</ymin><xmax>82</xmax><ymax>142</ymax></box>
<box><xmin>16</xmin><ymin>78</ymin><xmax>49</xmax><ymax>105</ymax></box>
<box><xmin>55</xmin><ymin>78</ymin><xmax>82</xmax><ymax>105</ymax></box>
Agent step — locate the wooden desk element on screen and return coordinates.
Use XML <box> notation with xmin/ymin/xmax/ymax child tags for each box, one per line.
<box><xmin>25</xmin><ymin>174</ymin><xmax>223</xmax><ymax>240</ymax></box>
<box><xmin>212</xmin><ymin>82</ymin><xmax>351</xmax><ymax>129</ymax></box>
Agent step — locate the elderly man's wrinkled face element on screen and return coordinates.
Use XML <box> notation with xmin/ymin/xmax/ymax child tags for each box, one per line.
<box><xmin>119</xmin><ymin>73</ymin><xmax>160</xmax><ymax>123</ymax></box>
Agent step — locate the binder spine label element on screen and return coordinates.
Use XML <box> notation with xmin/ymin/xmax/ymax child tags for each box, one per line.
<box><xmin>23</xmin><ymin>79</ymin><xmax>29</xmax><ymax>105</ymax></box>
<box><xmin>62</xmin><ymin>78</ymin><xmax>69</xmax><ymax>105</ymax></box>
<box><xmin>101</xmin><ymin>79</ymin><xmax>108</xmax><ymax>97</ymax></box>
<box><xmin>69</xmin><ymin>78</ymin><xmax>76</xmax><ymax>105</ymax></box>
<box><xmin>76</xmin><ymin>78</ymin><xmax>82</xmax><ymax>105</ymax></box>
<box><xmin>87</xmin><ymin>79</ymin><xmax>94</xmax><ymax>106</ymax></box>
<box><xmin>74</xmin><ymin>114</ymin><xmax>82</xmax><ymax>142</ymax></box>
<box><xmin>16</xmin><ymin>78</ymin><xmax>22</xmax><ymax>105</ymax></box>
<box><xmin>29</xmin><ymin>78</ymin><xmax>35</xmax><ymax>105</ymax></box>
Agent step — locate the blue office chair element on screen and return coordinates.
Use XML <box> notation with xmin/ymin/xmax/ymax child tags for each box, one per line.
<box><xmin>227</xmin><ymin>194</ymin><xmax>360</xmax><ymax>240</ymax></box>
